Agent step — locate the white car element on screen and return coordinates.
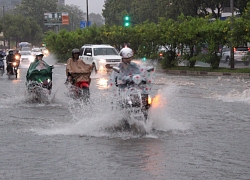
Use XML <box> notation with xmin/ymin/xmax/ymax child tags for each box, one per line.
<box><xmin>220</xmin><ymin>46</ymin><xmax>250</xmax><ymax>65</ymax></box>
<box><xmin>20</xmin><ymin>51</ymin><xmax>35</xmax><ymax>65</ymax></box>
<box><xmin>31</xmin><ymin>48</ymin><xmax>42</xmax><ymax>56</ymax></box>
<box><xmin>79</xmin><ymin>44</ymin><xmax>121</xmax><ymax>72</ymax></box>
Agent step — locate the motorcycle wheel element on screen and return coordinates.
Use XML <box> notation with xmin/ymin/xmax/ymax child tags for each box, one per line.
<box><xmin>79</xmin><ymin>88</ymin><xmax>90</xmax><ymax>101</ymax></box>
<box><xmin>14</xmin><ymin>68</ymin><xmax>17</xmax><ymax>79</ymax></box>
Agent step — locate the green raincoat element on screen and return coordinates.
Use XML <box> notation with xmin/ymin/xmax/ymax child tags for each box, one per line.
<box><xmin>26</xmin><ymin>59</ymin><xmax>52</xmax><ymax>82</ymax></box>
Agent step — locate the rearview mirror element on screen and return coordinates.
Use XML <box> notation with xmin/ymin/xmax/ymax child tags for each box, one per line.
<box><xmin>146</xmin><ymin>66</ymin><xmax>154</xmax><ymax>72</ymax></box>
<box><xmin>112</xmin><ymin>66</ymin><xmax>120</xmax><ymax>73</ymax></box>
<box><xmin>105</xmin><ymin>64</ymin><xmax>120</xmax><ymax>73</ymax></box>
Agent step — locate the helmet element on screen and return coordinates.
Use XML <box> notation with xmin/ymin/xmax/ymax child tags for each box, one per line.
<box><xmin>8</xmin><ymin>50</ymin><xmax>14</xmax><ymax>55</ymax></box>
<box><xmin>120</xmin><ymin>47</ymin><xmax>133</xmax><ymax>58</ymax></box>
<box><xmin>36</xmin><ymin>52</ymin><xmax>44</xmax><ymax>57</ymax></box>
<box><xmin>72</xmin><ymin>48</ymin><xmax>80</xmax><ymax>55</ymax></box>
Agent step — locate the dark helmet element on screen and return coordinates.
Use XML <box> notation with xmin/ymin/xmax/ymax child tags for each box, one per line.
<box><xmin>72</xmin><ymin>48</ymin><xmax>80</xmax><ymax>55</ymax></box>
<box><xmin>8</xmin><ymin>50</ymin><xmax>14</xmax><ymax>55</ymax></box>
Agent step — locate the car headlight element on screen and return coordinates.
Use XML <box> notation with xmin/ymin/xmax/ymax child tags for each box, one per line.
<box><xmin>99</xmin><ymin>59</ymin><xmax>106</xmax><ymax>63</ymax></box>
<box><xmin>29</xmin><ymin>57</ymin><xmax>34</xmax><ymax>62</ymax></box>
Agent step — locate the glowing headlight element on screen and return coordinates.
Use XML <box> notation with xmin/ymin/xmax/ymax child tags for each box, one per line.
<box><xmin>15</xmin><ymin>55</ymin><xmax>20</xmax><ymax>60</ymax></box>
<box><xmin>29</xmin><ymin>57</ymin><xmax>34</xmax><ymax>62</ymax></box>
<box><xmin>99</xmin><ymin>59</ymin><xmax>106</xmax><ymax>63</ymax></box>
<box><xmin>13</xmin><ymin>62</ymin><xmax>17</xmax><ymax>66</ymax></box>
<box><xmin>148</xmin><ymin>95</ymin><xmax>152</xmax><ymax>105</ymax></box>
<box><xmin>44</xmin><ymin>50</ymin><xmax>49</xmax><ymax>54</ymax></box>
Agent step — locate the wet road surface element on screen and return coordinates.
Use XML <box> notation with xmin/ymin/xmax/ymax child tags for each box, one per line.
<box><xmin>0</xmin><ymin>57</ymin><xmax>250</xmax><ymax>179</ymax></box>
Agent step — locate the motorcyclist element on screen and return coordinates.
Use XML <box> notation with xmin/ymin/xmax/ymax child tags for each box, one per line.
<box><xmin>0</xmin><ymin>49</ymin><xmax>6</xmax><ymax>73</ymax></box>
<box><xmin>26</xmin><ymin>52</ymin><xmax>53</xmax><ymax>92</ymax></box>
<box><xmin>65</xmin><ymin>48</ymin><xmax>93</xmax><ymax>88</ymax></box>
<box><xmin>108</xmin><ymin>47</ymin><xmax>154</xmax><ymax>115</ymax></box>
<box><xmin>6</xmin><ymin>50</ymin><xmax>15</xmax><ymax>75</ymax></box>
<box><xmin>108</xmin><ymin>47</ymin><xmax>141</xmax><ymax>89</ymax></box>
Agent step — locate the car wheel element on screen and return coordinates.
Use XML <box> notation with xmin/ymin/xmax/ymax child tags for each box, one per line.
<box><xmin>92</xmin><ymin>63</ymin><xmax>97</xmax><ymax>74</ymax></box>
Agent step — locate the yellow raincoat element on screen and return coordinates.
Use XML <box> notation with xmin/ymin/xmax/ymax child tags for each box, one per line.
<box><xmin>66</xmin><ymin>58</ymin><xmax>93</xmax><ymax>84</ymax></box>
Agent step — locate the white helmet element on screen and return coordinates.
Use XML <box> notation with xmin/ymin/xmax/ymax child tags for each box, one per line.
<box><xmin>36</xmin><ymin>52</ymin><xmax>44</xmax><ymax>57</ymax></box>
<box><xmin>120</xmin><ymin>47</ymin><xmax>133</xmax><ymax>58</ymax></box>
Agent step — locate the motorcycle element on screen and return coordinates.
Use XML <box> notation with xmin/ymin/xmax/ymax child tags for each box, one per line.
<box><xmin>26</xmin><ymin>79</ymin><xmax>52</xmax><ymax>103</ymax></box>
<box><xmin>7</xmin><ymin>61</ymin><xmax>18</xmax><ymax>79</ymax></box>
<box><xmin>0</xmin><ymin>57</ymin><xmax>4</xmax><ymax>76</ymax></box>
<box><xmin>110</xmin><ymin>66</ymin><xmax>155</xmax><ymax>130</ymax></box>
<box><xmin>26</xmin><ymin>65</ymin><xmax>53</xmax><ymax>103</ymax></box>
<box><xmin>65</xmin><ymin>76</ymin><xmax>90</xmax><ymax>101</ymax></box>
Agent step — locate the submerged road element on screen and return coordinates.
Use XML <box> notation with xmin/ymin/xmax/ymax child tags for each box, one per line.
<box><xmin>0</xmin><ymin>57</ymin><xmax>250</xmax><ymax>179</ymax></box>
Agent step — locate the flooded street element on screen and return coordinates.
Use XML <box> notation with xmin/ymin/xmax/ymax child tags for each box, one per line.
<box><xmin>1</xmin><ymin>58</ymin><xmax>250</xmax><ymax>180</ymax></box>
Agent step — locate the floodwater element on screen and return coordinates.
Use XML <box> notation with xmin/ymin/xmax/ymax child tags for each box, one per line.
<box><xmin>1</xmin><ymin>57</ymin><xmax>250</xmax><ymax>180</ymax></box>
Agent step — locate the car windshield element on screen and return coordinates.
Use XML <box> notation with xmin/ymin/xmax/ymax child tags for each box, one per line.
<box><xmin>94</xmin><ymin>48</ymin><xmax>118</xmax><ymax>56</ymax></box>
<box><xmin>20</xmin><ymin>51</ymin><xmax>31</xmax><ymax>55</ymax></box>
<box><xmin>21</xmin><ymin>47</ymin><xmax>31</xmax><ymax>51</ymax></box>
<box><xmin>32</xmin><ymin>49</ymin><xmax>41</xmax><ymax>52</ymax></box>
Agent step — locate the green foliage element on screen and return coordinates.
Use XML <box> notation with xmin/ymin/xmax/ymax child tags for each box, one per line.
<box><xmin>102</xmin><ymin>0</ymin><xmax>248</xmax><ymax>26</ymax></box>
<box><xmin>2</xmin><ymin>14</ymin><xmax>42</xmax><ymax>46</ymax></box>
<box><xmin>160</xmin><ymin>50</ymin><xmax>178</xmax><ymax>68</ymax></box>
<box><xmin>15</xmin><ymin>0</ymin><xmax>57</xmax><ymax>32</ymax></box>
<box><xmin>43</xmin><ymin>12</ymin><xmax>250</xmax><ymax>68</ymax></box>
<box><xmin>44</xmin><ymin>25</ymin><xmax>102</xmax><ymax>62</ymax></box>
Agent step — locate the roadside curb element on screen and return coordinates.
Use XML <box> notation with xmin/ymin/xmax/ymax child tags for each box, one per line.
<box><xmin>156</xmin><ymin>69</ymin><xmax>250</xmax><ymax>78</ymax></box>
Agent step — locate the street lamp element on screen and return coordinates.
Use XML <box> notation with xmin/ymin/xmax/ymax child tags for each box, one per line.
<box><xmin>230</xmin><ymin>0</ymin><xmax>234</xmax><ymax>69</ymax></box>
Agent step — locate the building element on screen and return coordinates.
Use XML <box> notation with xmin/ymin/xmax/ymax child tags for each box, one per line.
<box><xmin>0</xmin><ymin>0</ymin><xmax>21</xmax><ymax>10</ymax></box>
<box><xmin>57</xmin><ymin>0</ymin><xmax>65</xmax><ymax>6</ymax></box>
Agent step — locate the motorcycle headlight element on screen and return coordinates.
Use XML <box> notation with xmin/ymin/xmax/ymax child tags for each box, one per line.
<box><xmin>13</xmin><ymin>62</ymin><xmax>17</xmax><ymax>66</ymax></box>
<box><xmin>99</xmin><ymin>59</ymin><xmax>106</xmax><ymax>63</ymax></box>
<box><xmin>148</xmin><ymin>95</ymin><xmax>152</xmax><ymax>105</ymax></box>
<box><xmin>44</xmin><ymin>50</ymin><xmax>49</xmax><ymax>54</ymax></box>
<box><xmin>15</xmin><ymin>55</ymin><xmax>20</xmax><ymax>60</ymax></box>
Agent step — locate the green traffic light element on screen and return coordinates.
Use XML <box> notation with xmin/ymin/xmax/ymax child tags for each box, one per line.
<box><xmin>124</xmin><ymin>22</ymin><xmax>130</xmax><ymax>27</ymax></box>
<box><xmin>124</xmin><ymin>16</ymin><xmax>130</xmax><ymax>21</ymax></box>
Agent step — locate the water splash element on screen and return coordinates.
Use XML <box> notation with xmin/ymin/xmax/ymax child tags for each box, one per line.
<box><xmin>150</xmin><ymin>84</ymin><xmax>190</xmax><ymax>132</ymax></box>
<box><xmin>213</xmin><ymin>89</ymin><xmax>250</xmax><ymax>104</ymax></box>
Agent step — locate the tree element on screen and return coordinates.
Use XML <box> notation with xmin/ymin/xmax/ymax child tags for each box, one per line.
<box><xmin>89</xmin><ymin>13</ymin><xmax>104</xmax><ymax>27</ymax></box>
<box><xmin>2</xmin><ymin>14</ymin><xmax>42</xmax><ymax>47</ymax></box>
<box><xmin>15</xmin><ymin>0</ymin><xmax>58</xmax><ymax>32</ymax></box>
<box><xmin>57</xmin><ymin>4</ymin><xmax>86</xmax><ymax>31</ymax></box>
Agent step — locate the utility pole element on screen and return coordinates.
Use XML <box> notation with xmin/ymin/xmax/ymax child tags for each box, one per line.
<box><xmin>86</xmin><ymin>0</ymin><xmax>89</xmax><ymax>27</ymax></box>
<box><xmin>2</xmin><ymin>5</ymin><xmax>5</xmax><ymax>49</ymax></box>
<box><xmin>230</xmin><ymin>0</ymin><xmax>234</xmax><ymax>69</ymax></box>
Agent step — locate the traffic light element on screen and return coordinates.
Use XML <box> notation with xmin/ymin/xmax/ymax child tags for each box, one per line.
<box><xmin>124</xmin><ymin>15</ymin><xmax>130</xmax><ymax>27</ymax></box>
